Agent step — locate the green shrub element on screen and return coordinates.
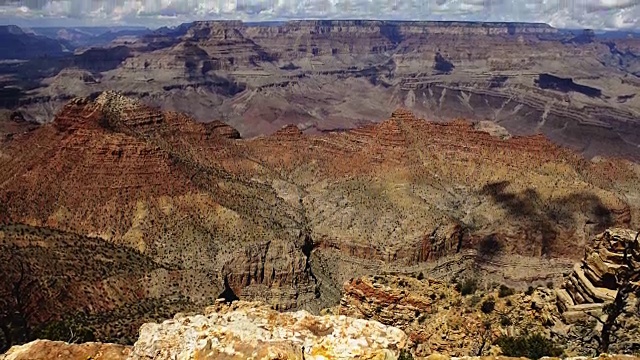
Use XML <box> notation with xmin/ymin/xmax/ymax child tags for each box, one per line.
<box><xmin>481</xmin><ymin>297</ymin><xmax>496</xmax><ymax>314</ymax></box>
<box><xmin>456</xmin><ymin>277</ymin><xmax>478</xmax><ymax>296</ymax></box>
<box><xmin>525</xmin><ymin>286</ymin><xmax>535</xmax><ymax>296</ymax></box>
<box><xmin>495</xmin><ymin>333</ymin><xmax>563</xmax><ymax>360</ymax></box>
<box><xmin>500</xmin><ymin>315</ymin><xmax>513</xmax><ymax>326</ymax></box>
<box><xmin>498</xmin><ymin>285</ymin><xmax>515</xmax><ymax>298</ymax></box>
<box><xmin>398</xmin><ymin>349</ymin><xmax>414</xmax><ymax>360</ymax></box>
<box><xmin>470</xmin><ymin>295</ymin><xmax>482</xmax><ymax>306</ymax></box>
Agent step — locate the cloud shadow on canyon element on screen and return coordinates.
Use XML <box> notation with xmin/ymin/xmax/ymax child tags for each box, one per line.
<box><xmin>477</xmin><ymin>181</ymin><xmax>614</xmax><ymax>258</ymax></box>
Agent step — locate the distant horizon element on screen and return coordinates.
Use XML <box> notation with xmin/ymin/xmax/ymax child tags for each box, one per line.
<box><xmin>1</xmin><ymin>19</ymin><xmax>640</xmax><ymax>33</ymax></box>
<box><xmin>0</xmin><ymin>0</ymin><xmax>639</xmax><ymax>31</ymax></box>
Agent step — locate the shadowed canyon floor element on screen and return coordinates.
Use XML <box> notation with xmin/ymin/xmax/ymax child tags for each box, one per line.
<box><xmin>2</xmin><ymin>21</ymin><xmax>640</xmax><ymax>160</ymax></box>
<box><xmin>1</xmin><ymin>92</ymin><xmax>640</xmax><ymax>349</ymax></box>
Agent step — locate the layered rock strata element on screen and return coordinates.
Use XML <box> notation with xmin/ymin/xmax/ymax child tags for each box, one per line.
<box><xmin>557</xmin><ymin>228</ymin><xmax>640</xmax><ymax>318</ymax></box>
<box><xmin>554</xmin><ymin>229</ymin><xmax>640</xmax><ymax>354</ymax></box>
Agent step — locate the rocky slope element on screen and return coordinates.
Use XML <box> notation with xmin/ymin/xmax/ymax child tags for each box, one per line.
<box><xmin>337</xmin><ymin>274</ymin><xmax>563</xmax><ymax>357</ymax></box>
<box><xmin>1</xmin><ymin>94</ymin><xmax>640</xmax><ymax>349</ymax></box>
<box><xmin>334</xmin><ymin>229</ymin><xmax>640</xmax><ymax>357</ymax></box>
<box><xmin>3</xmin><ymin>21</ymin><xmax>640</xmax><ymax>160</ymax></box>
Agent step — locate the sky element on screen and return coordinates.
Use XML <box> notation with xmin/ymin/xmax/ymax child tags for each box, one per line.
<box><xmin>0</xmin><ymin>0</ymin><xmax>639</xmax><ymax>30</ymax></box>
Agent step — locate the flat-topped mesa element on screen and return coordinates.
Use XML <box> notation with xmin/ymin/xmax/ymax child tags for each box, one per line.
<box><xmin>272</xmin><ymin>20</ymin><xmax>557</xmax><ymax>35</ymax></box>
<box><xmin>556</xmin><ymin>228</ymin><xmax>640</xmax><ymax>319</ymax></box>
<box><xmin>185</xmin><ymin>20</ymin><xmax>246</xmax><ymax>40</ymax></box>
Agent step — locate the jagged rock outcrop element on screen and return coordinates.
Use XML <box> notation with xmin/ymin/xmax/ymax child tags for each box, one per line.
<box><xmin>557</xmin><ymin>229</ymin><xmax>640</xmax><ymax>317</ymax></box>
<box><xmin>555</xmin><ymin>229</ymin><xmax>640</xmax><ymax>353</ymax></box>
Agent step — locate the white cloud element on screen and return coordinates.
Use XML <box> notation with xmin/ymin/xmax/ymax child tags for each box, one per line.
<box><xmin>0</xmin><ymin>0</ymin><xmax>638</xmax><ymax>29</ymax></box>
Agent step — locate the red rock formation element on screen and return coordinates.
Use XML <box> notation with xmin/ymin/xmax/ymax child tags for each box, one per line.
<box><xmin>0</xmin><ymin>94</ymin><xmax>638</xmax><ymax>345</ymax></box>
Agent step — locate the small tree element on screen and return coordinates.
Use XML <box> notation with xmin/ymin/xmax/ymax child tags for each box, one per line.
<box><xmin>0</xmin><ymin>250</ymin><xmax>61</xmax><ymax>352</ymax></box>
<box><xmin>456</xmin><ymin>277</ymin><xmax>478</xmax><ymax>296</ymax></box>
<box><xmin>0</xmin><ymin>255</ymin><xmax>40</xmax><ymax>352</ymax></box>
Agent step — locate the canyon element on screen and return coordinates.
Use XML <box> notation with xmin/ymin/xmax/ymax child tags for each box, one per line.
<box><xmin>1</xmin><ymin>92</ymin><xmax>639</xmax><ymax>352</ymax></box>
<box><xmin>2</xmin><ymin>19</ymin><xmax>640</xmax><ymax>357</ymax></box>
<box><xmin>1</xmin><ymin>21</ymin><xmax>640</xmax><ymax>160</ymax></box>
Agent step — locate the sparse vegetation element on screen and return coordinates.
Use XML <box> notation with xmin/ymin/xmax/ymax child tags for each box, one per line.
<box><xmin>495</xmin><ymin>333</ymin><xmax>563</xmax><ymax>359</ymax></box>
<box><xmin>469</xmin><ymin>295</ymin><xmax>482</xmax><ymax>307</ymax></box>
<box><xmin>34</xmin><ymin>320</ymin><xmax>96</xmax><ymax>344</ymax></box>
<box><xmin>500</xmin><ymin>315</ymin><xmax>513</xmax><ymax>326</ymax></box>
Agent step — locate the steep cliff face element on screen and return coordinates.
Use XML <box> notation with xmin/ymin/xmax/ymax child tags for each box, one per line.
<box><xmin>0</xmin><ymin>93</ymin><xmax>318</xmax><ymax>347</ymax></box>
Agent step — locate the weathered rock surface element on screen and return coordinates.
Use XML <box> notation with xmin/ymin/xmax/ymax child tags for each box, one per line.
<box><xmin>129</xmin><ymin>300</ymin><xmax>407</xmax><ymax>359</ymax></box>
<box><xmin>2</xmin><ymin>301</ymin><xmax>407</xmax><ymax>360</ymax></box>
<box><xmin>0</xmin><ymin>340</ymin><xmax>131</xmax><ymax>360</ymax></box>
<box><xmin>3</xmin><ymin>299</ymin><xmax>640</xmax><ymax>360</ymax></box>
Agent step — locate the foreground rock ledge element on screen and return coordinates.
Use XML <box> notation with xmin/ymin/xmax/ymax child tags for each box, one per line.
<box><xmin>2</xmin><ymin>300</ymin><xmax>407</xmax><ymax>360</ymax></box>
